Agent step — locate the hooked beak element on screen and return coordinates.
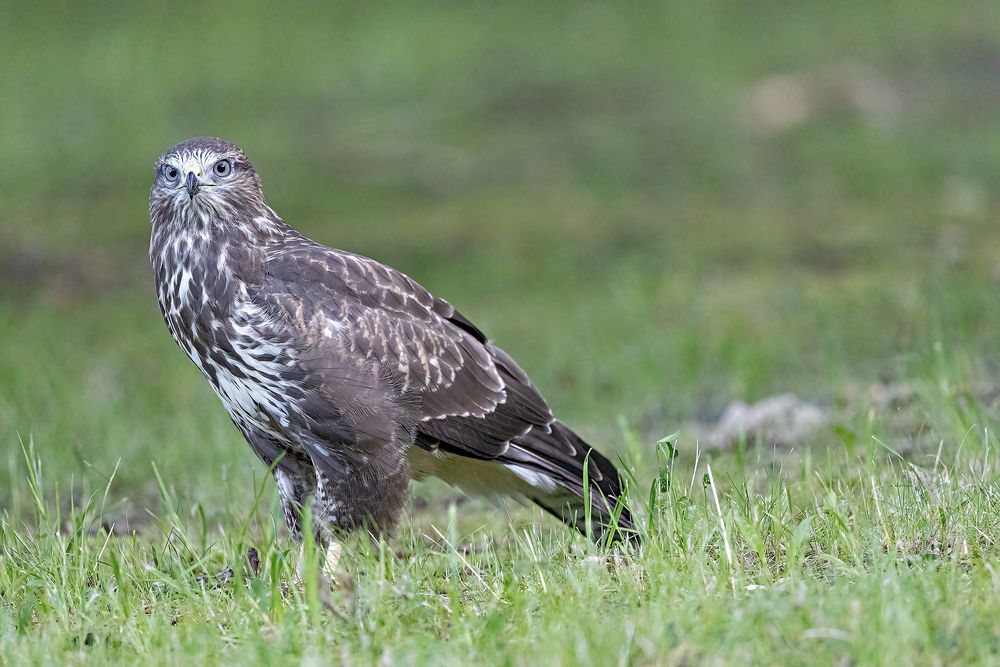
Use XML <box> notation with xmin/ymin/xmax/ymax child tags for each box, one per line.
<box><xmin>185</xmin><ymin>171</ymin><xmax>200</xmax><ymax>198</ymax></box>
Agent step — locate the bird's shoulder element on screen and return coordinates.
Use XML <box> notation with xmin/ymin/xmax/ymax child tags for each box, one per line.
<box><xmin>241</xmin><ymin>239</ymin><xmax>499</xmax><ymax>399</ymax></box>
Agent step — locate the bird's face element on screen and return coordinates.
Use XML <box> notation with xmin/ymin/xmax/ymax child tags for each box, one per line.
<box><xmin>150</xmin><ymin>136</ymin><xmax>263</xmax><ymax>222</ymax></box>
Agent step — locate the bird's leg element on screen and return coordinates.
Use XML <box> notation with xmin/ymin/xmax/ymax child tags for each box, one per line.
<box><xmin>277</xmin><ymin>476</ymin><xmax>312</xmax><ymax>538</ymax></box>
<box><xmin>275</xmin><ymin>472</ymin><xmax>347</xmax><ymax>589</ymax></box>
<box><xmin>309</xmin><ymin>470</ymin><xmax>354</xmax><ymax>597</ymax></box>
<box><xmin>266</xmin><ymin>462</ymin><xmax>315</xmax><ymax>583</ymax></box>
<box><xmin>307</xmin><ymin>459</ymin><xmax>412</xmax><ymax>610</ymax></box>
<box><xmin>250</xmin><ymin>436</ymin><xmax>315</xmax><ymax>542</ymax></box>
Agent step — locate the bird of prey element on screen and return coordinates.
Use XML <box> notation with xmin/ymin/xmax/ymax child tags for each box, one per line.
<box><xmin>149</xmin><ymin>136</ymin><xmax>634</xmax><ymax>553</ymax></box>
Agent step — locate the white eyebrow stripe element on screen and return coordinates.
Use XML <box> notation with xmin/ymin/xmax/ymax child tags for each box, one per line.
<box><xmin>168</xmin><ymin>148</ymin><xmax>223</xmax><ymax>167</ymax></box>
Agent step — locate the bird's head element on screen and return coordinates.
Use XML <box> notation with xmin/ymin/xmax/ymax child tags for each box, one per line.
<box><xmin>150</xmin><ymin>136</ymin><xmax>265</xmax><ymax>225</ymax></box>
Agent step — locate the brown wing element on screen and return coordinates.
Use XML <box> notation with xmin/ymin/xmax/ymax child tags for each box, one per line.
<box><xmin>255</xmin><ymin>241</ymin><xmax>554</xmax><ymax>458</ymax></box>
<box><xmin>252</xmin><ymin>240</ymin><xmax>633</xmax><ymax>538</ymax></box>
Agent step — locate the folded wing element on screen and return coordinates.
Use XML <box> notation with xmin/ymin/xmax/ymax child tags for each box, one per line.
<box><xmin>253</xmin><ymin>240</ymin><xmax>633</xmax><ymax>539</ymax></box>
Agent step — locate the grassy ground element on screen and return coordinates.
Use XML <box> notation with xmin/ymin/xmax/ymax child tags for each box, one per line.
<box><xmin>4</xmin><ymin>2</ymin><xmax>1000</xmax><ymax>664</ymax></box>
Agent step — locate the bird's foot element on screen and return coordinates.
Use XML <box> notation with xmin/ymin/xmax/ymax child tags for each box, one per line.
<box><xmin>323</xmin><ymin>540</ymin><xmax>356</xmax><ymax>606</ymax></box>
<box><xmin>322</xmin><ymin>540</ymin><xmax>343</xmax><ymax>579</ymax></box>
<box><xmin>295</xmin><ymin>541</ymin><xmax>349</xmax><ymax>584</ymax></box>
<box><xmin>295</xmin><ymin>540</ymin><xmax>357</xmax><ymax>617</ymax></box>
<box><xmin>319</xmin><ymin>540</ymin><xmax>357</xmax><ymax>617</ymax></box>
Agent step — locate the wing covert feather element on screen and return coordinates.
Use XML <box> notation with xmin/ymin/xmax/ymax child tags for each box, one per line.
<box><xmin>253</xmin><ymin>242</ymin><xmax>554</xmax><ymax>458</ymax></box>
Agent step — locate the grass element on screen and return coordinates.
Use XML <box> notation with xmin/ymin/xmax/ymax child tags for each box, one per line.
<box><xmin>4</xmin><ymin>1</ymin><xmax>1000</xmax><ymax>664</ymax></box>
<box><xmin>5</xmin><ymin>381</ymin><xmax>1000</xmax><ymax>665</ymax></box>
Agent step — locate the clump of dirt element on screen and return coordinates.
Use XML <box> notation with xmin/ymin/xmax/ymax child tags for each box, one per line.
<box><xmin>746</xmin><ymin>61</ymin><xmax>902</xmax><ymax>135</ymax></box>
<box><xmin>706</xmin><ymin>393</ymin><xmax>829</xmax><ymax>449</ymax></box>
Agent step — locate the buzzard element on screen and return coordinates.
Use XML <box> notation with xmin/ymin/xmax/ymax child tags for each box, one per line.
<box><xmin>149</xmin><ymin>137</ymin><xmax>634</xmax><ymax>554</ymax></box>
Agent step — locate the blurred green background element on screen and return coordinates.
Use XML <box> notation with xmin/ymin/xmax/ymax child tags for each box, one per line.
<box><xmin>2</xmin><ymin>2</ymin><xmax>1000</xmax><ymax>517</ymax></box>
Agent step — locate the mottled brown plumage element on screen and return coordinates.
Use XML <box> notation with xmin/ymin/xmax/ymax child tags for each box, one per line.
<box><xmin>149</xmin><ymin>136</ymin><xmax>634</xmax><ymax>545</ymax></box>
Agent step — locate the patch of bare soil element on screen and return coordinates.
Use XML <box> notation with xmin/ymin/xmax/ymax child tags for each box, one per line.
<box><xmin>706</xmin><ymin>393</ymin><xmax>829</xmax><ymax>449</ymax></box>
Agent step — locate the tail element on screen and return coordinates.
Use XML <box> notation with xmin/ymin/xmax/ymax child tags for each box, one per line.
<box><xmin>502</xmin><ymin>420</ymin><xmax>637</xmax><ymax>545</ymax></box>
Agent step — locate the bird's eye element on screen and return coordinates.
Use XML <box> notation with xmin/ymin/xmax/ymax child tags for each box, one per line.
<box><xmin>213</xmin><ymin>160</ymin><xmax>232</xmax><ymax>178</ymax></box>
<box><xmin>163</xmin><ymin>165</ymin><xmax>179</xmax><ymax>181</ymax></box>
